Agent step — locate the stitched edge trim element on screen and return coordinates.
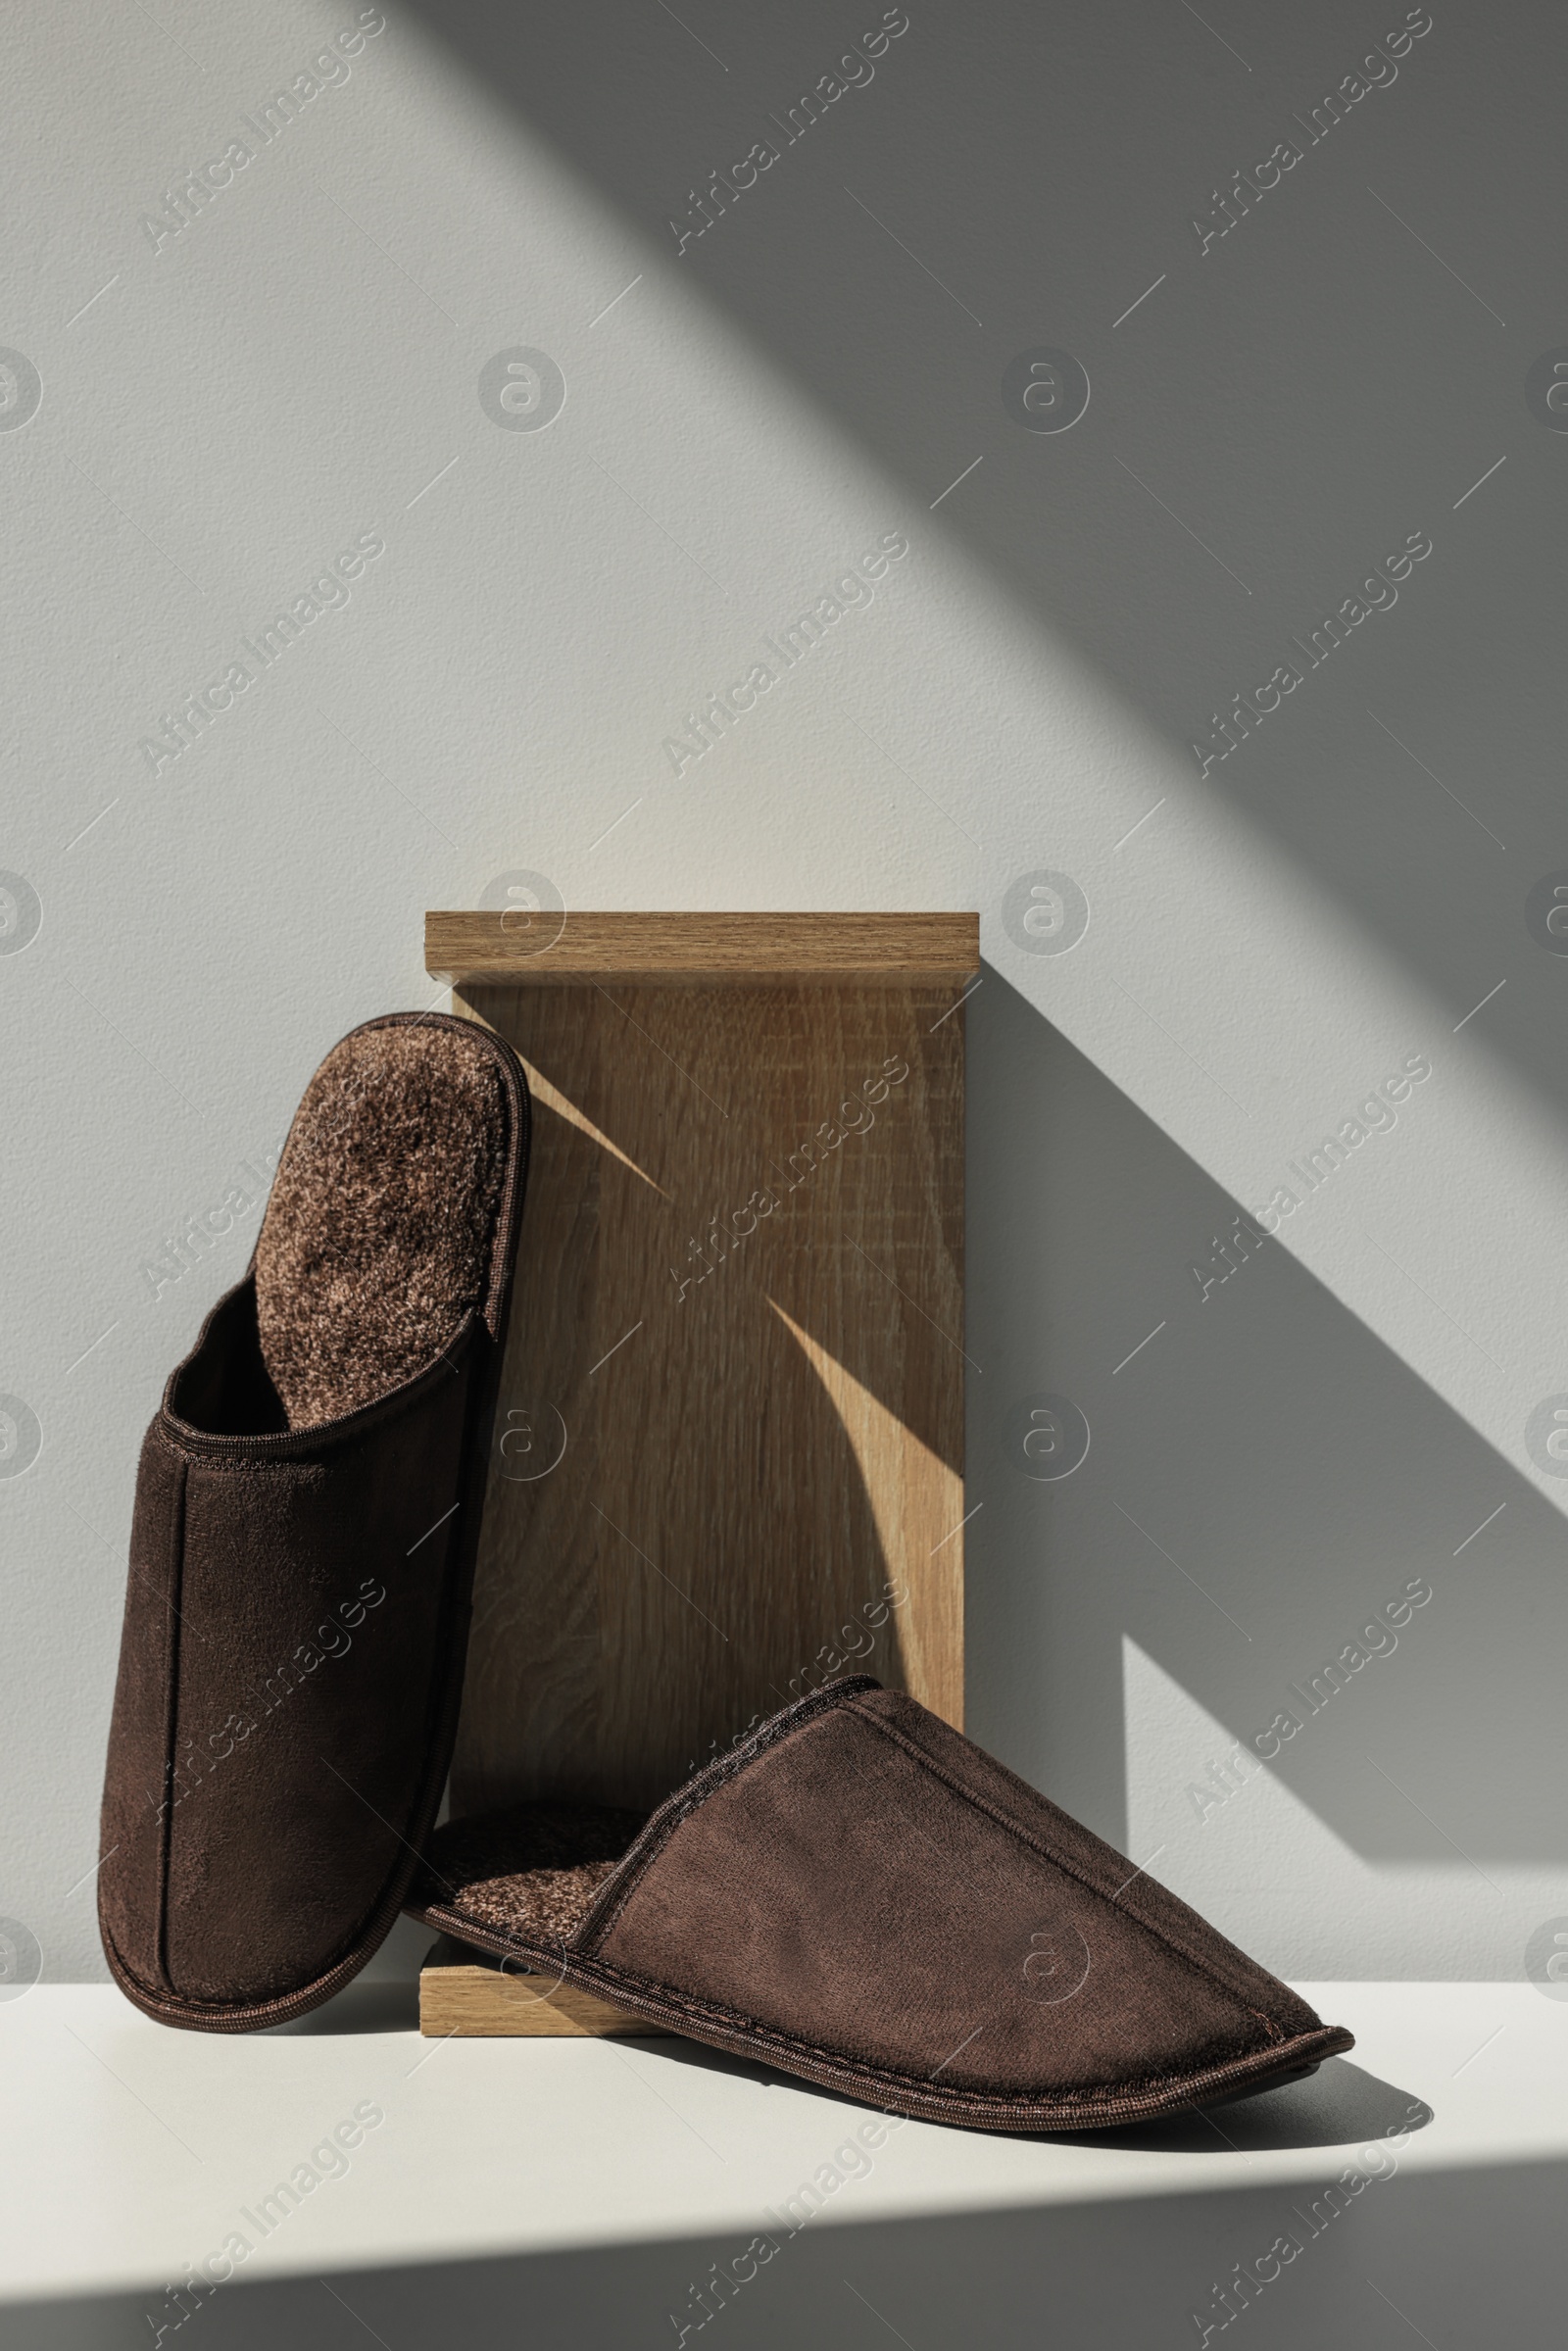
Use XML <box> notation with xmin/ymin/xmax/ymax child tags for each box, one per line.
<box><xmin>573</xmin><ymin>1676</ymin><xmax>881</xmax><ymax>1953</ymax></box>
<box><xmin>158</xmin><ymin>1303</ymin><xmax>483</xmax><ymax>1465</ymax></box>
<box><xmin>842</xmin><ymin>1698</ymin><xmax>1286</xmax><ymax>2049</ymax></box>
<box><xmin>152</xmin><ymin>1453</ymin><xmax>187</xmax><ymax>1998</ymax></box>
<box><xmin>412</xmin><ymin>1895</ymin><xmax>1353</xmax><ymax>2123</ymax></box>
<box><xmin>579</xmin><ymin>1681</ymin><xmax>1283</xmax><ymax>2064</ymax></box>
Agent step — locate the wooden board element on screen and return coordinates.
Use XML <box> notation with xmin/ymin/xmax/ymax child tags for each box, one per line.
<box><xmin>430</xmin><ymin>916</ymin><xmax>969</xmax><ymax>1834</ymax></box>
<box><xmin>418</xmin><ymin>1939</ymin><xmax>667</xmax><ymax>2037</ymax></box>
<box><xmin>427</xmin><ymin>909</ymin><xmax>979</xmax><ymax>987</ymax></box>
<box><xmin>423</xmin><ymin>915</ymin><xmax>970</xmax><ymax>2034</ymax></box>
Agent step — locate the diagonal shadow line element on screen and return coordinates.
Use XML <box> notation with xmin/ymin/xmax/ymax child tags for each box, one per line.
<box><xmin>393</xmin><ymin>0</ymin><xmax>1568</xmax><ymax>1160</ymax></box>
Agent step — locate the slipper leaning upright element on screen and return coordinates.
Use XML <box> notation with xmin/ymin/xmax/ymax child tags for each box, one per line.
<box><xmin>98</xmin><ymin>1010</ymin><xmax>529</xmax><ymax>2031</ymax></box>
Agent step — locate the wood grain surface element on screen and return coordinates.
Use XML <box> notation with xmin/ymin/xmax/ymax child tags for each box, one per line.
<box><xmin>426</xmin><ymin>909</ymin><xmax>979</xmax><ymax>987</ymax></box>
<box><xmin>445</xmin><ymin>961</ymin><xmax>967</xmax><ymax>1819</ymax></box>
<box><xmin>417</xmin><ymin>1942</ymin><xmax>665</xmax><ymax>2037</ymax></box>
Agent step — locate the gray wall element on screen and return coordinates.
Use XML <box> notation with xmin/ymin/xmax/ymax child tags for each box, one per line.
<box><xmin>3</xmin><ymin>0</ymin><xmax>1565</xmax><ymax>1984</ymax></box>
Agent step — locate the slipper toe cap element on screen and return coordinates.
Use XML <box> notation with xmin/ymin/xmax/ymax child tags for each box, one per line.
<box><xmin>576</xmin><ymin>1685</ymin><xmax>1349</xmax><ymax>2124</ymax></box>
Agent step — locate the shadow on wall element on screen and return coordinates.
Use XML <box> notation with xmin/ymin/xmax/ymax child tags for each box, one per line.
<box><xmin>400</xmin><ymin>0</ymin><xmax>1568</xmax><ymax>1130</ymax></box>
<box><xmin>371</xmin><ymin>0</ymin><xmax>1568</xmax><ymax>1973</ymax></box>
<box><xmin>966</xmin><ymin>968</ymin><xmax>1568</xmax><ymax>1867</ymax></box>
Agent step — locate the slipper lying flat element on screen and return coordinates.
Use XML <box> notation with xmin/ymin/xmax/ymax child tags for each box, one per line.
<box><xmin>98</xmin><ymin>1011</ymin><xmax>529</xmax><ymax>2032</ymax></box>
<box><xmin>409</xmin><ymin>1678</ymin><xmax>1352</xmax><ymax>2131</ymax></box>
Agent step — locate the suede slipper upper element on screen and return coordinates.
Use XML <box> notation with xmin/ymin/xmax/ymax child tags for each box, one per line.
<box><xmin>409</xmin><ymin>1678</ymin><xmax>1353</xmax><ymax>2131</ymax></box>
<box><xmin>98</xmin><ymin>1011</ymin><xmax>529</xmax><ymax>2032</ymax></box>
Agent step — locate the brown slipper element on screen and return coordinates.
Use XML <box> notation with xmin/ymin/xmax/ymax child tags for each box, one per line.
<box><xmin>98</xmin><ymin>1011</ymin><xmax>529</xmax><ymax>2032</ymax></box>
<box><xmin>408</xmin><ymin>1678</ymin><xmax>1352</xmax><ymax>2130</ymax></box>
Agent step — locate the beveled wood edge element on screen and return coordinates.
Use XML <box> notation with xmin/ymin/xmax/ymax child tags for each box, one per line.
<box><xmin>425</xmin><ymin>910</ymin><xmax>980</xmax><ymax>986</ymax></box>
<box><xmin>417</xmin><ymin>1937</ymin><xmax>671</xmax><ymax>2035</ymax></box>
<box><xmin>417</xmin><ymin>1966</ymin><xmax>667</xmax><ymax>2036</ymax></box>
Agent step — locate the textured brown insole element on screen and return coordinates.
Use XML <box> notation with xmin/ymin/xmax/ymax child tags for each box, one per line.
<box><xmin>255</xmin><ymin>1024</ymin><xmax>507</xmax><ymax>1429</ymax></box>
<box><xmin>417</xmin><ymin>1801</ymin><xmax>650</xmax><ymax>1945</ymax></box>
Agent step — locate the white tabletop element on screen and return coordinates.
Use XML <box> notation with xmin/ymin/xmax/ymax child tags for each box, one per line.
<box><xmin>4</xmin><ymin>1980</ymin><xmax>1561</xmax><ymax>2346</ymax></box>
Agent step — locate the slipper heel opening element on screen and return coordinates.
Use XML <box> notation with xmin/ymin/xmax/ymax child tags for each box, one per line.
<box><xmin>255</xmin><ymin>1023</ymin><xmax>510</xmax><ymax>1429</ymax></box>
<box><xmin>418</xmin><ymin>1801</ymin><xmax>650</xmax><ymax>1945</ymax></box>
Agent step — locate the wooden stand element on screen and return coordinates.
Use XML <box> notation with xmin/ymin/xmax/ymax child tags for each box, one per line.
<box><xmin>417</xmin><ymin>1938</ymin><xmax>668</xmax><ymax>2037</ymax></box>
<box><xmin>419</xmin><ymin>912</ymin><xmax>975</xmax><ymax>2034</ymax></box>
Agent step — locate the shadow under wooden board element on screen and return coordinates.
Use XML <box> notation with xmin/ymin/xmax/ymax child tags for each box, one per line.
<box><xmin>426</xmin><ymin>912</ymin><xmax>976</xmax><ymax>1835</ymax></box>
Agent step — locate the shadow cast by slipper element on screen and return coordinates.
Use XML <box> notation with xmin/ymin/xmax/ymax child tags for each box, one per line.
<box><xmin>266</xmin><ymin>1982</ymin><xmax>421</xmax><ymax>2036</ymax></box>
<box><xmin>1053</xmin><ymin>2057</ymin><xmax>1434</xmax><ymax>2155</ymax></box>
<box><xmin>546</xmin><ymin>2027</ymin><xmax>1429</xmax><ymax>2155</ymax></box>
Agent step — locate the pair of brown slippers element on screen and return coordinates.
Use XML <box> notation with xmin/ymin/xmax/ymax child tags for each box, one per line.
<box><xmin>99</xmin><ymin>1012</ymin><xmax>1352</xmax><ymax>2131</ymax></box>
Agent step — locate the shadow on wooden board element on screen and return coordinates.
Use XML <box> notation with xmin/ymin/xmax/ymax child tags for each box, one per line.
<box><xmin>433</xmin><ymin>922</ymin><xmax>971</xmax><ymax>1818</ymax></box>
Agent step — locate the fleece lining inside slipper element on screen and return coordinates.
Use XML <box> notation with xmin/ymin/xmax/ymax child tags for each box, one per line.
<box><xmin>419</xmin><ymin>1802</ymin><xmax>649</xmax><ymax>1943</ymax></box>
<box><xmin>255</xmin><ymin>1023</ymin><xmax>508</xmax><ymax>1429</ymax></box>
